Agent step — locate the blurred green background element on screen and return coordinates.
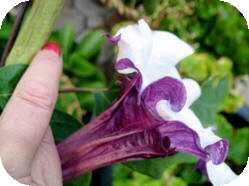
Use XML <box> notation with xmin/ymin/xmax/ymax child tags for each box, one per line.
<box><xmin>0</xmin><ymin>0</ymin><xmax>248</xmax><ymax>186</ymax></box>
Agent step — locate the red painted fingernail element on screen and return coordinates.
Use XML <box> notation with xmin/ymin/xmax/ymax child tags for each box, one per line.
<box><xmin>42</xmin><ymin>42</ymin><xmax>61</xmax><ymax>56</ymax></box>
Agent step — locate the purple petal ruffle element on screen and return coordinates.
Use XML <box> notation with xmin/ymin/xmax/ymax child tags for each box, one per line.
<box><xmin>142</xmin><ymin>76</ymin><xmax>187</xmax><ymax>119</ymax></box>
<box><xmin>115</xmin><ymin>58</ymin><xmax>137</xmax><ymax>71</ymax></box>
<box><xmin>157</xmin><ymin>121</ymin><xmax>207</xmax><ymax>160</ymax></box>
<box><xmin>205</xmin><ymin>139</ymin><xmax>228</xmax><ymax>165</ymax></box>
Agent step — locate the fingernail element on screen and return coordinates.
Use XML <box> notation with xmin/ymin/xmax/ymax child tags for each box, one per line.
<box><xmin>42</xmin><ymin>42</ymin><xmax>61</xmax><ymax>56</ymax></box>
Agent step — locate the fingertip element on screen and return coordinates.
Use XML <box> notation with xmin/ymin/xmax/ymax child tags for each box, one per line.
<box><xmin>21</xmin><ymin>45</ymin><xmax>63</xmax><ymax>92</ymax></box>
<box><xmin>35</xmin><ymin>49</ymin><xmax>63</xmax><ymax>65</ymax></box>
<box><xmin>42</xmin><ymin>42</ymin><xmax>61</xmax><ymax>56</ymax></box>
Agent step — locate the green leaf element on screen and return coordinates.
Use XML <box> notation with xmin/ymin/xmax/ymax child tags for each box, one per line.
<box><xmin>50</xmin><ymin>110</ymin><xmax>82</xmax><ymax>143</ymax></box>
<box><xmin>196</xmin><ymin>0</ymin><xmax>219</xmax><ymax>19</ymax></box>
<box><xmin>179</xmin><ymin>53</ymin><xmax>214</xmax><ymax>82</ymax></box>
<box><xmin>215</xmin><ymin>114</ymin><xmax>233</xmax><ymax>141</ymax></box>
<box><xmin>64</xmin><ymin>172</ymin><xmax>92</xmax><ymax>186</ymax></box>
<box><xmin>166</xmin><ymin>177</ymin><xmax>187</xmax><ymax>186</ymax></box>
<box><xmin>222</xmin><ymin>93</ymin><xmax>244</xmax><ymax>113</ymax></box>
<box><xmin>210</xmin><ymin>57</ymin><xmax>233</xmax><ymax>78</ymax></box>
<box><xmin>66</xmin><ymin>53</ymin><xmax>97</xmax><ymax>78</ymax></box>
<box><xmin>0</xmin><ymin>18</ymin><xmax>12</xmax><ymax>40</ymax></box>
<box><xmin>56</xmin><ymin>75</ymin><xmax>84</xmax><ymax>120</ymax></box>
<box><xmin>76</xmin><ymin>80</ymin><xmax>106</xmax><ymax>112</ymax></box>
<box><xmin>0</xmin><ymin>64</ymin><xmax>27</xmax><ymax>83</ymax></box>
<box><xmin>0</xmin><ymin>64</ymin><xmax>27</xmax><ymax>108</ymax></box>
<box><xmin>178</xmin><ymin>164</ymin><xmax>202</xmax><ymax>184</ymax></box>
<box><xmin>113</xmin><ymin>163</ymin><xmax>188</xmax><ymax>186</ymax></box>
<box><xmin>76</xmin><ymin>30</ymin><xmax>105</xmax><ymax>60</ymax></box>
<box><xmin>125</xmin><ymin>153</ymin><xmax>197</xmax><ymax>179</ymax></box>
<box><xmin>143</xmin><ymin>0</ymin><xmax>159</xmax><ymax>15</ymax></box>
<box><xmin>229</xmin><ymin>128</ymin><xmax>249</xmax><ymax>165</ymax></box>
<box><xmin>58</xmin><ymin>24</ymin><xmax>75</xmax><ymax>60</ymax></box>
<box><xmin>191</xmin><ymin>77</ymin><xmax>230</xmax><ymax>127</ymax></box>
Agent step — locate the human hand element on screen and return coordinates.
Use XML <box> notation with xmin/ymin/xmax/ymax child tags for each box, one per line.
<box><xmin>0</xmin><ymin>43</ymin><xmax>63</xmax><ymax>186</ymax></box>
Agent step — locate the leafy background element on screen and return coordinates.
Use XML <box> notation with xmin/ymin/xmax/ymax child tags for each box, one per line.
<box><xmin>0</xmin><ymin>0</ymin><xmax>249</xmax><ymax>186</ymax></box>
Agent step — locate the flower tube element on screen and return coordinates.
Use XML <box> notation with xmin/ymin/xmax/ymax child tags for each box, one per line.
<box><xmin>57</xmin><ymin>20</ymin><xmax>237</xmax><ymax>185</ymax></box>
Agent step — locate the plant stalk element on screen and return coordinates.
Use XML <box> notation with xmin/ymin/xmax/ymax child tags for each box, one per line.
<box><xmin>5</xmin><ymin>0</ymin><xmax>65</xmax><ymax>65</ymax></box>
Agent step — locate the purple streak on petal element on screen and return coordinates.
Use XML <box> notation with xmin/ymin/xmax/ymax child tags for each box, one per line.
<box><xmin>116</xmin><ymin>58</ymin><xmax>142</xmax><ymax>93</ymax></box>
<box><xmin>157</xmin><ymin>121</ymin><xmax>208</xmax><ymax>160</ymax></box>
<box><xmin>60</xmin><ymin>118</ymin><xmax>211</xmax><ymax>181</ymax></box>
<box><xmin>61</xmin><ymin>126</ymin><xmax>176</xmax><ymax>180</ymax></box>
<box><xmin>205</xmin><ymin>139</ymin><xmax>228</xmax><ymax>165</ymax></box>
<box><xmin>195</xmin><ymin>140</ymin><xmax>229</xmax><ymax>182</ymax></box>
<box><xmin>115</xmin><ymin>58</ymin><xmax>136</xmax><ymax>71</ymax></box>
<box><xmin>105</xmin><ymin>33</ymin><xmax>121</xmax><ymax>45</ymax></box>
<box><xmin>141</xmin><ymin>76</ymin><xmax>187</xmax><ymax>119</ymax></box>
<box><xmin>57</xmin><ymin>75</ymin><xmax>141</xmax><ymax>160</ymax></box>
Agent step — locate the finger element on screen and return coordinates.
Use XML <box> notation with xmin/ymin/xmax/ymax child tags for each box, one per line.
<box><xmin>0</xmin><ymin>43</ymin><xmax>62</xmax><ymax>177</ymax></box>
<box><xmin>31</xmin><ymin>128</ymin><xmax>63</xmax><ymax>186</ymax></box>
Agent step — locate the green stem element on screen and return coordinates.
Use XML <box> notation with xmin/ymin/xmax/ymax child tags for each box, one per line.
<box><xmin>5</xmin><ymin>0</ymin><xmax>65</xmax><ymax>65</ymax></box>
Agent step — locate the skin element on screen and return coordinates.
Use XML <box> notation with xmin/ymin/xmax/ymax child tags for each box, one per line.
<box><xmin>0</xmin><ymin>50</ymin><xmax>63</xmax><ymax>186</ymax></box>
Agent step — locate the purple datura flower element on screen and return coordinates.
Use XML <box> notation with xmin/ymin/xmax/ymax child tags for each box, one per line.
<box><xmin>57</xmin><ymin>20</ymin><xmax>237</xmax><ymax>185</ymax></box>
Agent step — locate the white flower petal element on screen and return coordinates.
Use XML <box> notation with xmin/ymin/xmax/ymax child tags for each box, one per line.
<box><xmin>137</xmin><ymin>19</ymin><xmax>152</xmax><ymax>37</ymax></box>
<box><xmin>156</xmin><ymin>101</ymin><xmax>221</xmax><ymax>148</ymax></box>
<box><xmin>115</xmin><ymin>19</ymin><xmax>193</xmax><ymax>91</ymax></box>
<box><xmin>151</xmin><ymin>31</ymin><xmax>194</xmax><ymax>66</ymax></box>
<box><xmin>156</xmin><ymin>100</ymin><xmax>179</xmax><ymax>120</ymax></box>
<box><xmin>117</xmin><ymin>68</ymin><xmax>137</xmax><ymax>74</ymax></box>
<box><xmin>206</xmin><ymin>161</ymin><xmax>237</xmax><ymax>186</ymax></box>
<box><xmin>116</xmin><ymin>20</ymin><xmax>152</xmax><ymax>65</ymax></box>
<box><xmin>182</xmin><ymin>78</ymin><xmax>201</xmax><ymax>107</ymax></box>
<box><xmin>141</xmin><ymin>66</ymin><xmax>181</xmax><ymax>91</ymax></box>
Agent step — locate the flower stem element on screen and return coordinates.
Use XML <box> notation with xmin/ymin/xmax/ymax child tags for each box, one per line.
<box><xmin>5</xmin><ymin>0</ymin><xmax>65</xmax><ymax>65</ymax></box>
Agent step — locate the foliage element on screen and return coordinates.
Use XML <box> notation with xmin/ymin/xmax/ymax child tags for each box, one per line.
<box><xmin>125</xmin><ymin>153</ymin><xmax>197</xmax><ymax>179</ymax></box>
<box><xmin>0</xmin><ymin>16</ymin><xmax>13</xmax><ymax>57</ymax></box>
<box><xmin>107</xmin><ymin>0</ymin><xmax>249</xmax><ymax>74</ymax></box>
<box><xmin>113</xmin><ymin>163</ymin><xmax>192</xmax><ymax>186</ymax></box>
<box><xmin>229</xmin><ymin>128</ymin><xmax>249</xmax><ymax>165</ymax></box>
<box><xmin>191</xmin><ymin>77</ymin><xmax>230</xmax><ymax>126</ymax></box>
<box><xmin>0</xmin><ymin>0</ymin><xmax>248</xmax><ymax>186</ymax></box>
<box><xmin>0</xmin><ymin>64</ymin><xmax>27</xmax><ymax>107</ymax></box>
<box><xmin>64</xmin><ymin>173</ymin><xmax>92</xmax><ymax>186</ymax></box>
<box><xmin>159</xmin><ymin>0</ymin><xmax>248</xmax><ymax>75</ymax></box>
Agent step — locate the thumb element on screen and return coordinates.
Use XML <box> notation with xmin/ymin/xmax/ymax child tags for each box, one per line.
<box><xmin>0</xmin><ymin>42</ymin><xmax>62</xmax><ymax>179</ymax></box>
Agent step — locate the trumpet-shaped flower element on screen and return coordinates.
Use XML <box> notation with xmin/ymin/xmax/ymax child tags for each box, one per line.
<box><xmin>57</xmin><ymin>20</ymin><xmax>237</xmax><ymax>185</ymax></box>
